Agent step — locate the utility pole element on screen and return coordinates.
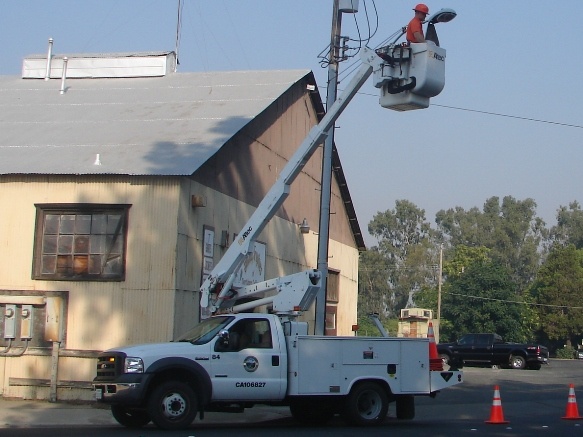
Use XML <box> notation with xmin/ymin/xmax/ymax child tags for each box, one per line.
<box><xmin>315</xmin><ymin>0</ymin><xmax>357</xmax><ymax>335</ymax></box>
<box><xmin>436</xmin><ymin>244</ymin><xmax>443</xmax><ymax>343</ymax></box>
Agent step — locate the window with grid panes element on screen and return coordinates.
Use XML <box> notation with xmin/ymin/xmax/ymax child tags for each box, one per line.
<box><xmin>33</xmin><ymin>204</ymin><xmax>129</xmax><ymax>280</ymax></box>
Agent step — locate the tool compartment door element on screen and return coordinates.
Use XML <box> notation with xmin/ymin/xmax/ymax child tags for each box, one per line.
<box><xmin>400</xmin><ymin>339</ymin><xmax>430</xmax><ymax>393</ymax></box>
<box><xmin>296</xmin><ymin>337</ymin><xmax>341</xmax><ymax>394</ymax></box>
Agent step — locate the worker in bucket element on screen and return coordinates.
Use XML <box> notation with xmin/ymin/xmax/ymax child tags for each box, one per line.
<box><xmin>406</xmin><ymin>3</ymin><xmax>429</xmax><ymax>43</ymax></box>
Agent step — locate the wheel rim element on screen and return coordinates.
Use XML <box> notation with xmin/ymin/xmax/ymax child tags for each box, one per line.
<box><xmin>357</xmin><ymin>390</ymin><xmax>382</xmax><ymax>418</ymax></box>
<box><xmin>512</xmin><ymin>357</ymin><xmax>524</xmax><ymax>368</ymax></box>
<box><xmin>161</xmin><ymin>392</ymin><xmax>187</xmax><ymax>419</ymax></box>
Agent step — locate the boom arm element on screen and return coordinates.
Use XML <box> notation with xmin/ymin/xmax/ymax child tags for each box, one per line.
<box><xmin>200</xmin><ymin>47</ymin><xmax>383</xmax><ymax>314</ymax></box>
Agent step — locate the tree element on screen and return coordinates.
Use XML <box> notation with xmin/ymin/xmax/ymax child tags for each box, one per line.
<box><xmin>441</xmin><ymin>260</ymin><xmax>532</xmax><ymax>343</ymax></box>
<box><xmin>358</xmin><ymin>248</ymin><xmax>391</xmax><ymax>319</ymax></box>
<box><xmin>368</xmin><ymin>200</ymin><xmax>438</xmax><ymax>315</ymax></box>
<box><xmin>436</xmin><ymin>196</ymin><xmax>547</xmax><ymax>292</ymax></box>
<box><xmin>443</xmin><ymin>244</ymin><xmax>490</xmax><ymax>279</ymax></box>
<box><xmin>551</xmin><ymin>201</ymin><xmax>583</xmax><ymax>249</ymax></box>
<box><xmin>529</xmin><ymin>245</ymin><xmax>583</xmax><ymax>350</ymax></box>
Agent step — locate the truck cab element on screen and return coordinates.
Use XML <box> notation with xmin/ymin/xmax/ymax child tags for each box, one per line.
<box><xmin>94</xmin><ymin>314</ymin><xmax>289</xmax><ymax>410</ymax></box>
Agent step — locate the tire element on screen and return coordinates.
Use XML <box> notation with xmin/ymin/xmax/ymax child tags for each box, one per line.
<box><xmin>147</xmin><ymin>381</ymin><xmax>198</xmax><ymax>430</ymax></box>
<box><xmin>440</xmin><ymin>353</ymin><xmax>450</xmax><ymax>366</ymax></box>
<box><xmin>289</xmin><ymin>399</ymin><xmax>334</xmax><ymax>426</ymax></box>
<box><xmin>396</xmin><ymin>395</ymin><xmax>415</xmax><ymax>420</ymax></box>
<box><xmin>510</xmin><ymin>355</ymin><xmax>526</xmax><ymax>370</ymax></box>
<box><xmin>344</xmin><ymin>382</ymin><xmax>388</xmax><ymax>426</ymax></box>
<box><xmin>111</xmin><ymin>405</ymin><xmax>151</xmax><ymax>428</ymax></box>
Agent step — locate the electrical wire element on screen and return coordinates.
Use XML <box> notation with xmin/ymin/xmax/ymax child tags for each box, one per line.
<box><xmin>447</xmin><ymin>291</ymin><xmax>583</xmax><ymax>310</ymax></box>
<box><xmin>324</xmin><ymin>86</ymin><xmax>583</xmax><ymax>130</ymax></box>
<box><xmin>432</xmin><ymin>104</ymin><xmax>583</xmax><ymax>129</ymax></box>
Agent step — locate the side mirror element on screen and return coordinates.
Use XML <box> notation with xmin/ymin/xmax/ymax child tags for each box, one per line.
<box><xmin>218</xmin><ymin>329</ymin><xmax>230</xmax><ymax>347</ymax></box>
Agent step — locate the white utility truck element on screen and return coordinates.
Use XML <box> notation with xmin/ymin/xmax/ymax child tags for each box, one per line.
<box><xmin>93</xmin><ymin>10</ymin><xmax>460</xmax><ymax>431</ymax></box>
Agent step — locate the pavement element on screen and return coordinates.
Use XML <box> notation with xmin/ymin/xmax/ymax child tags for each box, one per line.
<box><xmin>0</xmin><ymin>397</ymin><xmax>291</xmax><ymax>428</ymax></box>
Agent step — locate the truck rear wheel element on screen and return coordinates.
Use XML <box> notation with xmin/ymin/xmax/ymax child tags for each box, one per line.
<box><xmin>147</xmin><ymin>381</ymin><xmax>198</xmax><ymax>430</ymax></box>
<box><xmin>510</xmin><ymin>355</ymin><xmax>526</xmax><ymax>369</ymax></box>
<box><xmin>111</xmin><ymin>405</ymin><xmax>151</xmax><ymax>428</ymax></box>
<box><xmin>344</xmin><ymin>382</ymin><xmax>388</xmax><ymax>426</ymax></box>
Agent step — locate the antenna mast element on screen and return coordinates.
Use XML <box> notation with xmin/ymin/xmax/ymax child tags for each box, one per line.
<box><xmin>175</xmin><ymin>0</ymin><xmax>184</xmax><ymax>71</ymax></box>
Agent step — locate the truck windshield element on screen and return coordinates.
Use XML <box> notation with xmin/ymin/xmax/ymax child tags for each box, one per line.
<box><xmin>176</xmin><ymin>316</ymin><xmax>234</xmax><ymax>345</ymax></box>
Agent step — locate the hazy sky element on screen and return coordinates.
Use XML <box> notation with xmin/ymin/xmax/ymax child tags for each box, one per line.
<box><xmin>2</xmin><ymin>1</ymin><xmax>582</xmax><ymax>247</ymax></box>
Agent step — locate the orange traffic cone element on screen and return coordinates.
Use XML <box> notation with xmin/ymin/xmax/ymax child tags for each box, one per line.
<box><xmin>427</xmin><ymin>322</ymin><xmax>443</xmax><ymax>371</ymax></box>
<box><xmin>485</xmin><ymin>385</ymin><xmax>509</xmax><ymax>424</ymax></box>
<box><xmin>562</xmin><ymin>383</ymin><xmax>582</xmax><ymax>420</ymax></box>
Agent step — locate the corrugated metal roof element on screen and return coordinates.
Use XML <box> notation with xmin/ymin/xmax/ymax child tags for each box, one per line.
<box><xmin>0</xmin><ymin>69</ymin><xmax>310</xmax><ymax>175</ymax></box>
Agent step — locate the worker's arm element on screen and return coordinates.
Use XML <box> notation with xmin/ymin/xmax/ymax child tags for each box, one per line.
<box><xmin>413</xmin><ymin>31</ymin><xmax>425</xmax><ymax>43</ymax></box>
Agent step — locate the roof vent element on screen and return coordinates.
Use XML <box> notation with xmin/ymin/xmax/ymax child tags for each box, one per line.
<box><xmin>23</xmin><ymin>50</ymin><xmax>177</xmax><ymax>79</ymax></box>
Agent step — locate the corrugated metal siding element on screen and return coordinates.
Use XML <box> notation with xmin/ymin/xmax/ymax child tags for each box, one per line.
<box><xmin>0</xmin><ymin>175</ymin><xmax>180</xmax><ymax>350</ymax></box>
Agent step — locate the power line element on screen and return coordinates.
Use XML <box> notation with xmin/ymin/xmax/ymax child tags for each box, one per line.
<box><xmin>447</xmin><ymin>291</ymin><xmax>583</xmax><ymax>310</ymax></box>
<box><xmin>432</xmin><ymin>104</ymin><xmax>583</xmax><ymax>129</ymax></box>
<box><xmin>341</xmin><ymin>87</ymin><xmax>583</xmax><ymax>129</ymax></box>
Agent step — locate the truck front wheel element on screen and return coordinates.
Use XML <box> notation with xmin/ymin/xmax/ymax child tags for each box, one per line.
<box><xmin>147</xmin><ymin>381</ymin><xmax>198</xmax><ymax>430</ymax></box>
<box><xmin>111</xmin><ymin>405</ymin><xmax>151</xmax><ymax>428</ymax></box>
<box><xmin>344</xmin><ymin>382</ymin><xmax>388</xmax><ymax>426</ymax></box>
<box><xmin>510</xmin><ymin>355</ymin><xmax>526</xmax><ymax>370</ymax></box>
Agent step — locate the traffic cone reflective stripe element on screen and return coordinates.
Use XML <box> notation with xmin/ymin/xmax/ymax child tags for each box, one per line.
<box><xmin>562</xmin><ymin>383</ymin><xmax>582</xmax><ymax>420</ymax></box>
<box><xmin>427</xmin><ymin>321</ymin><xmax>443</xmax><ymax>371</ymax></box>
<box><xmin>485</xmin><ymin>385</ymin><xmax>509</xmax><ymax>424</ymax></box>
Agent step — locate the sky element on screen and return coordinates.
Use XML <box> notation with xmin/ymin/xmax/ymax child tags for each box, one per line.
<box><xmin>2</xmin><ymin>1</ymin><xmax>582</xmax><ymax>247</ymax></box>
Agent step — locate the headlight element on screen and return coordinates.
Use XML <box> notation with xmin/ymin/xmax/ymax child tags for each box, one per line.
<box><xmin>124</xmin><ymin>357</ymin><xmax>144</xmax><ymax>373</ymax></box>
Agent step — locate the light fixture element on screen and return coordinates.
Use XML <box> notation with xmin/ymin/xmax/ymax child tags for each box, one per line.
<box><xmin>425</xmin><ymin>8</ymin><xmax>457</xmax><ymax>46</ymax></box>
<box><xmin>191</xmin><ymin>195</ymin><xmax>206</xmax><ymax>208</ymax></box>
<box><xmin>299</xmin><ymin>218</ymin><xmax>310</xmax><ymax>234</ymax></box>
<box><xmin>427</xmin><ymin>8</ymin><xmax>457</xmax><ymax>24</ymax></box>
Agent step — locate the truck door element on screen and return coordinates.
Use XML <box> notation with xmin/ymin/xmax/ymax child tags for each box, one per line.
<box><xmin>473</xmin><ymin>334</ymin><xmax>494</xmax><ymax>362</ymax></box>
<box><xmin>210</xmin><ymin>317</ymin><xmax>285</xmax><ymax>401</ymax></box>
<box><xmin>455</xmin><ymin>334</ymin><xmax>479</xmax><ymax>363</ymax></box>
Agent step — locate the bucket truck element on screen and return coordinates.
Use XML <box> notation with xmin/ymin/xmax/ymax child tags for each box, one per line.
<box><xmin>93</xmin><ymin>10</ymin><xmax>460</xmax><ymax>431</ymax></box>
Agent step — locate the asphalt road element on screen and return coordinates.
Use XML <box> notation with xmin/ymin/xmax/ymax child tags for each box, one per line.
<box><xmin>2</xmin><ymin>359</ymin><xmax>582</xmax><ymax>436</ymax></box>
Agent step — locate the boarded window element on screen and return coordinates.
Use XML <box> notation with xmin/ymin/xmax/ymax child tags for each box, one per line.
<box><xmin>33</xmin><ymin>204</ymin><xmax>129</xmax><ymax>281</ymax></box>
<box><xmin>326</xmin><ymin>269</ymin><xmax>340</xmax><ymax>303</ymax></box>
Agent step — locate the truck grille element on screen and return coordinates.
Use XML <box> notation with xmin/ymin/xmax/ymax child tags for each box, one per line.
<box><xmin>95</xmin><ymin>352</ymin><xmax>126</xmax><ymax>380</ymax></box>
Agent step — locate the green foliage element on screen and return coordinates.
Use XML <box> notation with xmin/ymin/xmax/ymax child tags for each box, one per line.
<box><xmin>359</xmin><ymin>196</ymin><xmax>583</xmax><ymax>349</ymax></box>
<box><xmin>436</xmin><ymin>196</ymin><xmax>546</xmax><ymax>292</ymax></box>
<box><xmin>355</xmin><ymin>314</ymin><xmax>397</xmax><ymax>337</ymax></box>
<box><xmin>551</xmin><ymin>201</ymin><xmax>583</xmax><ymax>249</ymax></box>
<box><xmin>366</xmin><ymin>200</ymin><xmax>439</xmax><ymax>315</ymax></box>
<box><xmin>529</xmin><ymin>245</ymin><xmax>583</xmax><ymax>346</ymax></box>
<box><xmin>443</xmin><ymin>245</ymin><xmax>490</xmax><ymax>279</ymax></box>
<box><xmin>441</xmin><ymin>260</ymin><xmax>530</xmax><ymax>342</ymax></box>
<box><xmin>358</xmin><ymin>248</ymin><xmax>390</xmax><ymax>318</ymax></box>
<box><xmin>555</xmin><ymin>346</ymin><xmax>576</xmax><ymax>360</ymax></box>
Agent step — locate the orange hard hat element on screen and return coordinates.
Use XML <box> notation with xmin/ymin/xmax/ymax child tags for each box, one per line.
<box><xmin>413</xmin><ymin>3</ymin><xmax>429</xmax><ymax>14</ymax></box>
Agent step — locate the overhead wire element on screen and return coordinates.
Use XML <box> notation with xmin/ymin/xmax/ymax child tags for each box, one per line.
<box><xmin>325</xmin><ymin>87</ymin><xmax>583</xmax><ymax>130</ymax></box>
<box><xmin>447</xmin><ymin>291</ymin><xmax>583</xmax><ymax>310</ymax></box>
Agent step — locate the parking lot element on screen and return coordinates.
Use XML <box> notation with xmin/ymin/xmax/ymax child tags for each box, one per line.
<box><xmin>409</xmin><ymin>359</ymin><xmax>583</xmax><ymax>435</ymax></box>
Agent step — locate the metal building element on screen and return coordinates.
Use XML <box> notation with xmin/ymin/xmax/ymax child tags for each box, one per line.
<box><xmin>0</xmin><ymin>51</ymin><xmax>364</xmax><ymax>401</ymax></box>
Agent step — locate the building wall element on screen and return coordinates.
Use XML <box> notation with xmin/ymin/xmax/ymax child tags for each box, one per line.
<box><xmin>0</xmin><ymin>175</ymin><xmax>182</xmax><ymax>399</ymax></box>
